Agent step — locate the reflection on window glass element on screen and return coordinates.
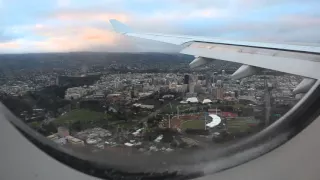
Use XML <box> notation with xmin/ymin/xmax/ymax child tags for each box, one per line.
<box><xmin>0</xmin><ymin>54</ymin><xmax>303</xmax><ymax>154</ymax></box>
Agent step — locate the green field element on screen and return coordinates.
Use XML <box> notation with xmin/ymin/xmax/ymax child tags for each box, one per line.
<box><xmin>53</xmin><ymin>109</ymin><xmax>141</xmax><ymax>131</ymax></box>
<box><xmin>180</xmin><ymin>120</ymin><xmax>206</xmax><ymax>130</ymax></box>
<box><xmin>227</xmin><ymin>118</ymin><xmax>259</xmax><ymax>133</ymax></box>
<box><xmin>54</xmin><ymin>109</ymin><xmax>109</xmax><ymax>127</ymax></box>
<box><xmin>232</xmin><ymin>103</ymin><xmax>247</xmax><ymax>109</ymax></box>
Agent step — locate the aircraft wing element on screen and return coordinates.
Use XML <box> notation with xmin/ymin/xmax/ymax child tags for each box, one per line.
<box><xmin>109</xmin><ymin>19</ymin><xmax>320</xmax><ymax>93</ymax></box>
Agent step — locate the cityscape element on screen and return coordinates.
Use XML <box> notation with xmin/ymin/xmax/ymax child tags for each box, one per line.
<box><xmin>0</xmin><ymin>52</ymin><xmax>303</xmax><ymax>156</ymax></box>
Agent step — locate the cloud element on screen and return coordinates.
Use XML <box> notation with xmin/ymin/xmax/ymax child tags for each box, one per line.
<box><xmin>206</xmin><ymin>14</ymin><xmax>320</xmax><ymax>43</ymax></box>
<box><xmin>0</xmin><ymin>41</ymin><xmax>19</xmax><ymax>49</ymax></box>
<box><xmin>31</xmin><ymin>25</ymin><xmax>118</xmax><ymax>51</ymax></box>
<box><xmin>52</xmin><ymin>10</ymin><xmax>129</xmax><ymax>22</ymax></box>
<box><xmin>57</xmin><ymin>0</ymin><xmax>70</xmax><ymax>7</ymax></box>
<box><xmin>171</xmin><ymin>0</ymin><xmax>228</xmax><ymax>8</ymax></box>
<box><xmin>148</xmin><ymin>8</ymin><xmax>229</xmax><ymax>21</ymax></box>
<box><xmin>6</xmin><ymin>23</ymin><xmax>177</xmax><ymax>53</ymax></box>
<box><xmin>1</xmin><ymin>0</ymin><xmax>320</xmax><ymax>53</ymax></box>
<box><xmin>280</xmin><ymin>15</ymin><xmax>320</xmax><ymax>27</ymax></box>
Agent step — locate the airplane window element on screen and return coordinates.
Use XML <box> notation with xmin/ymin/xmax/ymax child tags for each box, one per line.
<box><xmin>1</xmin><ymin>0</ymin><xmax>319</xmax><ymax>179</ymax></box>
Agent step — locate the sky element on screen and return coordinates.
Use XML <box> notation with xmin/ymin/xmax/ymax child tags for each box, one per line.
<box><xmin>0</xmin><ymin>0</ymin><xmax>320</xmax><ymax>53</ymax></box>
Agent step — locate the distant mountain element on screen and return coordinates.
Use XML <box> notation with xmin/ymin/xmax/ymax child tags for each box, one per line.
<box><xmin>0</xmin><ymin>52</ymin><xmax>193</xmax><ymax>71</ymax></box>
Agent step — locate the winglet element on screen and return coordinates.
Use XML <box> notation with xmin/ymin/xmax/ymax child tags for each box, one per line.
<box><xmin>109</xmin><ymin>19</ymin><xmax>133</xmax><ymax>34</ymax></box>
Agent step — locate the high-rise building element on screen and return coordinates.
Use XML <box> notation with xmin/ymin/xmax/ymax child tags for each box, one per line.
<box><xmin>216</xmin><ymin>80</ymin><xmax>223</xmax><ymax>87</ymax></box>
<box><xmin>114</xmin><ymin>81</ymin><xmax>119</xmax><ymax>89</ymax></box>
<box><xmin>182</xmin><ymin>84</ymin><xmax>188</xmax><ymax>93</ymax></box>
<box><xmin>194</xmin><ymin>84</ymin><xmax>203</xmax><ymax>93</ymax></box>
<box><xmin>235</xmin><ymin>90</ymin><xmax>239</xmax><ymax>98</ymax></box>
<box><xmin>189</xmin><ymin>82</ymin><xmax>195</xmax><ymax>93</ymax></box>
<box><xmin>205</xmin><ymin>73</ymin><xmax>212</xmax><ymax>88</ymax></box>
<box><xmin>212</xmin><ymin>87</ymin><xmax>217</xmax><ymax>99</ymax></box>
<box><xmin>213</xmin><ymin>72</ymin><xmax>218</xmax><ymax>83</ymax></box>
<box><xmin>184</xmin><ymin>74</ymin><xmax>190</xmax><ymax>84</ymax></box>
<box><xmin>186</xmin><ymin>74</ymin><xmax>195</xmax><ymax>93</ymax></box>
<box><xmin>216</xmin><ymin>87</ymin><xmax>224</xmax><ymax>100</ymax></box>
<box><xmin>176</xmin><ymin>84</ymin><xmax>188</xmax><ymax>93</ymax></box>
<box><xmin>215</xmin><ymin>80</ymin><xmax>224</xmax><ymax>99</ymax></box>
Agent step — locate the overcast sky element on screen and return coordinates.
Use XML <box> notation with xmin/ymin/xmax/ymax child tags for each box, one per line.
<box><xmin>0</xmin><ymin>0</ymin><xmax>319</xmax><ymax>53</ymax></box>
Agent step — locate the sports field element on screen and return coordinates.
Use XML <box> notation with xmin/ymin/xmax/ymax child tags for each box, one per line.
<box><xmin>180</xmin><ymin>120</ymin><xmax>206</xmax><ymax>130</ymax></box>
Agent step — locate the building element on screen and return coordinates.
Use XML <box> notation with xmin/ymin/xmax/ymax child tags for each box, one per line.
<box><xmin>184</xmin><ymin>74</ymin><xmax>190</xmax><ymax>84</ymax></box>
<box><xmin>138</xmin><ymin>92</ymin><xmax>153</xmax><ymax>98</ymax></box>
<box><xmin>215</xmin><ymin>80</ymin><xmax>224</xmax><ymax>100</ymax></box>
<box><xmin>238</xmin><ymin>96</ymin><xmax>257</xmax><ymax>104</ymax></box>
<box><xmin>186</xmin><ymin>92</ymin><xmax>198</xmax><ymax>98</ymax></box>
<box><xmin>205</xmin><ymin>73</ymin><xmax>212</xmax><ymax>88</ymax></box>
<box><xmin>216</xmin><ymin>80</ymin><xmax>223</xmax><ymax>87</ymax></box>
<box><xmin>47</xmin><ymin>134</ymin><xmax>59</xmax><ymax>141</ymax></box>
<box><xmin>134</xmin><ymin>84</ymin><xmax>144</xmax><ymax>92</ymax></box>
<box><xmin>93</xmin><ymin>91</ymin><xmax>105</xmax><ymax>99</ymax></box>
<box><xmin>57</xmin><ymin>127</ymin><xmax>69</xmax><ymax>138</ymax></box>
<box><xmin>47</xmin><ymin>134</ymin><xmax>66</xmax><ymax>145</ymax></box>
<box><xmin>54</xmin><ymin>138</ymin><xmax>67</xmax><ymax>145</ymax></box>
<box><xmin>176</xmin><ymin>84</ymin><xmax>188</xmax><ymax>93</ymax></box>
<box><xmin>66</xmin><ymin>136</ymin><xmax>84</xmax><ymax>146</ymax></box>
<box><xmin>162</xmin><ymin>94</ymin><xmax>175</xmax><ymax>99</ymax></box>
<box><xmin>248</xmin><ymin>88</ymin><xmax>255</xmax><ymax>96</ymax></box>
<box><xmin>159</xmin><ymin>85</ymin><xmax>169</xmax><ymax>92</ymax></box>
<box><xmin>186</xmin><ymin>97</ymin><xmax>199</xmax><ymax>103</ymax></box>
<box><xmin>206</xmin><ymin>114</ymin><xmax>222</xmax><ymax>128</ymax></box>
<box><xmin>208</xmin><ymin>108</ymin><xmax>221</xmax><ymax>114</ymax></box>
<box><xmin>133</xmin><ymin>103</ymin><xmax>155</xmax><ymax>110</ymax></box>
<box><xmin>202</xmin><ymin>99</ymin><xmax>212</xmax><ymax>104</ymax></box>
<box><xmin>212</xmin><ymin>72</ymin><xmax>218</xmax><ymax>83</ymax></box>
<box><xmin>216</xmin><ymin>87</ymin><xmax>224</xmax><ymax>100</ymax></box>
<box><xmin>211</xmin><ymin>87</ymin><xmax>217</xmax><ymax>99</ymax></box>
<box><xmin>220</xmin><ymin>112</ymin><xmax>238</xmax><ymax>118</ymax></box>
<box><xmin>222</xmin><ymin>70</ymin><xmax>226</xmax><ymax>76</ymax></box>
<box><xmin>189</xmin><ymin>82</ymin><xmax>195</xmax><ymax>93</ymax></box>
<box><xmin>107</xmin><ymin>93</ymin><xmax>122</xmax><ymax>103</ymax></box>
<box><xmin>65</xmin><ymin>87</ymin><xmax>89</xmax><ymax>100</ymax></box>
<box><xmin>194</xmin><ymin>84</ymin><xmax>201</xmax><ymax>93</ymax></box>
<box><xmin>198</xmin><ymin>75</ymin><xmax>205</xmax><ymax>81</ymax></box>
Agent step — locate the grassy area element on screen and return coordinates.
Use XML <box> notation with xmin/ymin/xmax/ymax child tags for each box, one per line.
<box><xmin>227</xmin><ymin>123</ymin><xmax>250</xmax><ymax>133</ymax></box>
<box><xmin>53</xmin><ymin>109</ymin><xmax>140</xmax><ymax>131</ymax></box>
<box><xmin>54</xmin><ymin>109</ymin><xmax>109</xmax><ymax>127</ymax></box>
<box><xmin>181</xmin><ymin>120</ymin><xmax>205</xmax><ymax>130</ymax></box>
<box><xmin>227</xmin><ymin>118</ymin><xmax>259</xmax><ymax>133</ymax></box>
<box><xmin>117</xmin><ymin>121</ymin><xmax>138</xmax><ymax>129</ymax></box>
<box><xmin>232</xmin><ymin>103</ymin><xmax>247</xmax><ymax>109</ymax></box>
<box><xmin>29</xmin><ymin>121</ymin><xmax>42</xmax><ymax>130</ymax></box>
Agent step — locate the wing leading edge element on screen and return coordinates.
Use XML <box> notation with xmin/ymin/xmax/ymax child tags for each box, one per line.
<box><xmin>110</xmin><ymin>19</ymin><xmax>320</xmax><ymax>93</ymax></box>
<box><xmin>109</xmin><ymin>19</ymin><xmax>320</xmax><ymax>53</ymax></box>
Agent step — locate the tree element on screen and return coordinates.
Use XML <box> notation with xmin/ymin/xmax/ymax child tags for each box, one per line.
<box><xmin>39</xmin><ymin>122</ymin><xmax>57</xmax><ymax>136</ymax></box>
<box><xmin>29</xmin><ymin>121</ymin><xmax>41</xmax><ymax>131</ymax></box>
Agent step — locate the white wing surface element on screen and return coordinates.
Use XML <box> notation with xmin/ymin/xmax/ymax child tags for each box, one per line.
<box><xmin>109</xmin><ymin>19</ymin><xmax>320</xmax><ymax>93</ymax></box>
